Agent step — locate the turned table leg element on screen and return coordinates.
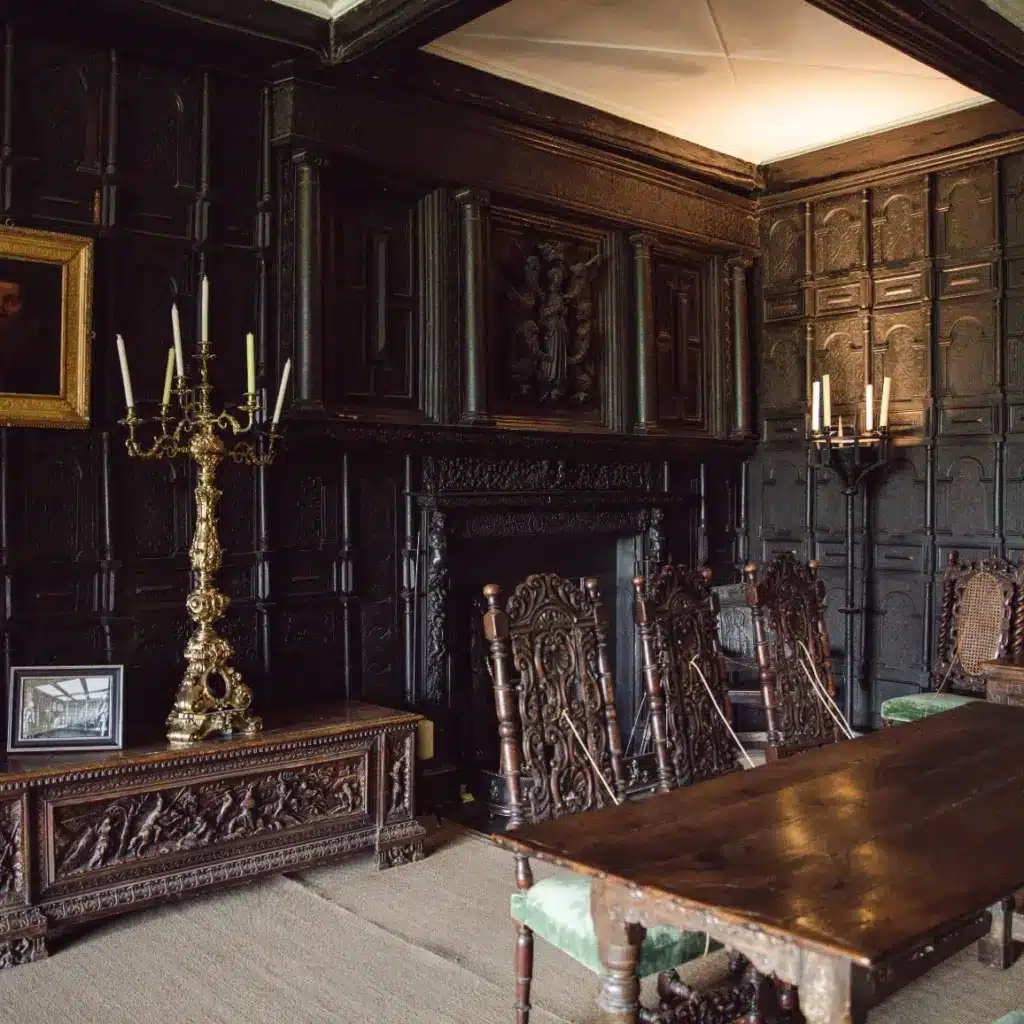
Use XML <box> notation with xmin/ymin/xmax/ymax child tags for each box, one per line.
<box><xmin>592</xmin><ymin>877</ymin><xmax>645</xmax><ymax>1024</ymax></box>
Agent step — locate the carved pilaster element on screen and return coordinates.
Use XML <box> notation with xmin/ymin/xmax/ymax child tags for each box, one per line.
<box><xmin>629</xmin><ymin>232</ymin><xmax>660</xmax><ymax>434</ymax></box>
<box><xmin>424</xmin><ymin>511</ymin><xmax>449</xmax><ymax>703</ymax></box>
<box><xmin>292</xmin><ymin>148</ymin><xmax>327</xmax><ymax>411</ymax></box>
<box><xmin>455</xmin><ymin>188</ymin><xmax>492</xmax><ymax>425</ymax></box>
<box><xmin>728</xmin><ymin>257</ymin><xmax>754</xmax><ymax>438</ymax></box>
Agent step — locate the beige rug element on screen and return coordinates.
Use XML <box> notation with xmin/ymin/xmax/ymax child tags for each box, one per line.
<box><xmin>0</xmin><ymin>828</ymin><xmax>1020</xmax><ymax>1023</ymax></box>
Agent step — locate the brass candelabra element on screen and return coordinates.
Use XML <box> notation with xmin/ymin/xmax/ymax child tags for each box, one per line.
<box><xmin>117</xmin><ymin>284</ymin><xmax>289</xmax><ymax>745</ymax></box>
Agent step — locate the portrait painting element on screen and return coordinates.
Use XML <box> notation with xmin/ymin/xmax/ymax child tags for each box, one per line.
<box><xmin>0</xmin><ymin>226</ymin><xmax>92</xmax><ymax>429</ymax></box>
<box><xmin>8</xmin><ymin>665</ymin><xmax>124</xmax><ymax>753</ymax></box>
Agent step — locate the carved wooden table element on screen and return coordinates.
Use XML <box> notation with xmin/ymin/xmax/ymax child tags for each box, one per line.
<box><xmin>494</xmin><ymin>702</ymin><xmax>1024</xmax><ymax>1024</ymax></box>
<box><xmin>0</xmin><ymin>701</ymin><xmax>426</xmax><ymax>968</ymax></box>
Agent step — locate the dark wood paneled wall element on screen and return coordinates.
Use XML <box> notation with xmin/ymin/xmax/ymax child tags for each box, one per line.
<box><xmin>753</xmin><ymin>133</ymin><xmax>1024</xmax><ymax>725</ymax></box>
<box><xmin>1</xmin><ymin>14</ymin><xmax>755</xmax><ymax>805</ymax></box>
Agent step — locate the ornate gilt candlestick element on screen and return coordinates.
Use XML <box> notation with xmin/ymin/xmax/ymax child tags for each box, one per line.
<box><xmin>808</xmin><ymin>375</ymin><xmax>891</xmax><ymax>729</ymax></box>
<box><xmin>116</xmin><ymin>278</ymin><xmax>291</xmax><ymax>746</ymax></box>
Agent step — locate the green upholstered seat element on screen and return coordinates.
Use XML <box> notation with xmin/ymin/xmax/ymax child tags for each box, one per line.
<box><xmin>993</xmin><ymin>1014</ymin><xmax>1024</xmax><ymax>1024</ymax></box>
<box><xmin>510</xmin><ymin>873</ymin><xmax>716</xmax><ymax>976</ymax></box>
<box><xmin>879</xmin><ymin>691</ymin><xmax>981</xmax><ymax>724</ymax></box>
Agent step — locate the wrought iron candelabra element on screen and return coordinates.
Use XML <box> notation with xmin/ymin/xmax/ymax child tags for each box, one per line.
<box><xmin>810</xmin><ymin>421</ymin><xmax>891</xmax><ymax>728</ymax></box>
<box><xmin>116</xmin><ymin>280</ymin><xmax>290</xmax><ymax>746</ymax></box>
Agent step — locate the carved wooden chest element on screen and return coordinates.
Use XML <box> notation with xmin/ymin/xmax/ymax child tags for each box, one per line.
<box><xmin>0</xmin><ymin>701</ymin><xmax>425</xmax><ymax>968</ymax></box>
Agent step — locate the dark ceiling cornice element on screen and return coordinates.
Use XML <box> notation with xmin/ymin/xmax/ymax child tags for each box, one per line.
<box><xmin>328</xmin><ymin>0</ymin><xmax>510</xmax><ymax>64</ymax></box>
<box><xmin>804</xmin><ymin>0</ymin><xmax>1024</xmax><ymax>116</ymax></box>
<box><xmin>370</xmin><ymin>52</ymin><xmax>763</xmax><ymax>194</ymax></box>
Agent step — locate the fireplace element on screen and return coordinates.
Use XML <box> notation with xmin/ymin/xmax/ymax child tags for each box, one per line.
<box><xmin>412</xmin><ymin>454</ymin><xmax>697</xmax><ymax>814</ymax></box>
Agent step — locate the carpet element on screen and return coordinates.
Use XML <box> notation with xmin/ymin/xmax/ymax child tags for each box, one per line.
<box><xmin>0</xmin><ymin>827</ymin><xmax>1020</xmax><ymax>1023</ymax></box>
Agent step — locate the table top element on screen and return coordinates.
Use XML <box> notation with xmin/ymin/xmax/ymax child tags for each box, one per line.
<box><xmin>493</xmin><ymin>701</ymin><xmax>1024</xmax><ymax>968</ymax></box>
<box><xmin>0</xmin><ymin>700</ymin><xmax>421</xmax><ymax>783</ymax></box>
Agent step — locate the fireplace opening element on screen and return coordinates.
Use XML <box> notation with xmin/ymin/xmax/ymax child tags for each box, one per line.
<box><xmin>448</xmin><ymin>530</ymin><xmax>651</xmax><ymax>813</ymax></box>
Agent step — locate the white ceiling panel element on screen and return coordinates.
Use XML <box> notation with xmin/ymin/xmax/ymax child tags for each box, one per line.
<box><xmin>426</xmin><ymin>0</ymin><xmax>988</xmax><ymax>164</ymax></box>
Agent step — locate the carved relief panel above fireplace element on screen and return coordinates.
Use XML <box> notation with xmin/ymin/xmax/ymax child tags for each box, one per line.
<box><xmin>488</xmin><ymin>207</ymin><xmax>610</xmax><ymax>430</ymax></box>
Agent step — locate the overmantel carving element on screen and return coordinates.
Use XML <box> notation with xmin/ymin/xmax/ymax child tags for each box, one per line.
<box><xmin>504</xmin><ymin>238</ymin><xmax>603</xmax><ymax>410</ymax></box>
<box><xmin>51</xmin><ymin>757</ymin><xmax>366</xmax><ymax>880</ymax></box>
<box><xmin>0</xmin><ymin>802</ymin><xmax>24</xmax><ymax>902</ymax></box>
<box><xmin>421</xmin><ymin>455</ymin><xmax>655</xmax><ymax>494</ymax></box>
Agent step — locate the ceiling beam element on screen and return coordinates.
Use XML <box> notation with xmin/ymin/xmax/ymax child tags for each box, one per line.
<box><xmin>804</xmin><ymin>0</ymin><xmax>1024</xmax><ymax>115</ymax></box>
<box><xmin>327</xmin><ymin>0</ymin><xmax>511</xmax><ymax>64</ymax></box>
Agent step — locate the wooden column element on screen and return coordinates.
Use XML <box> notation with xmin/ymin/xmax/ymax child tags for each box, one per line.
<box><xmin>455</xmin><ymin>187</ymin><xmax>492</xmax><ymax>425</ymax></box>
<box><xmin>293</xmin><ymin>149</ymin><xmax>326</xmax><ymax>411</ymax></box>
<box><xmin>629</xmin><ymin>232</ymin><xmax>659</xmax><ymax>434</ymax></box>
<box><xmin>728</xmin><ymin>257</ymin><xmax>753</xmax><ymax>437</ymax></box>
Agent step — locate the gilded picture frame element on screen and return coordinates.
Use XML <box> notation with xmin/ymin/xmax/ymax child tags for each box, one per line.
<box><xmin>0</xmin><ymin>225</ymin><xmax>93</xmax><ymax>429</ymax></box>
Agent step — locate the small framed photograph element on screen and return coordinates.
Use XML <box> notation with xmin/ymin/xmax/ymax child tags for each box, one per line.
<box><xmin>7</xmin><ymin>665</ymin><xmax>124</xmax><ymax>753</ymax></box>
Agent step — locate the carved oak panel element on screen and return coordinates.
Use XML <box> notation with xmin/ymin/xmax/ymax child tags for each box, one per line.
<box><xmin>872</xmin><ymin>451</ymin><xmax>927</xmax><ymax>541</ymax></box>
<box><xmin>47</xmin><ymin>753</ymin><xmax>367</xmax><ymax>883</ymax></box>
<box><xmin>0</xmin><ymin>799</ymin><xmax>25</xmax><ymax>908</ymax></box>
<box><xmin>421</xmin><ymin>455</ymin><xmax>652</xmax><ymax>494</ymax></box>
<box><xmin>869</xmin><ymin>577</ymin><xmax>926</xmax><ymax>681</ymax></box>
<box><xmin>870</xmin><ymin>179</ymin><xmax>926</xmax><ymax>267</ymax></box>
<box><xmin>813</xmin><ymin>194</ymin><xmax>864</xmax><ymax>277</ymax></box>
<box><xmin>1003</xmin><ymin>443</ymin><xmax>1024</xmax><ymax>538</ymax></box>
<box><xmin>117</xmin><ymin>58</ymin><xmax>200</xmax><ymax>237</ymax></box>
<box><xmin>1003</xmin><ymin>152</ymin><xmax>1024</xmax><ymax>249</ymax></box>
<box><xmin>650</xmin><ymin>251</ymin><xmax>708</xmax><ymax>431</ymax></box>
<box><xmin>14</xmin><ymin>38</ymin><xmax>104</xmax><ymax>225</ymax></box>
<box><xmin>935</xmin><ymin>445</ymin><xmax>997</xmax><ymax>540</ymax></box>
<box><xmin>758</xmin><ymin>459</ymin><xmax>807</xmax><ymax>538</ymax></box>
<box><xmin>937</xmin><ymin>298</ymin><xmax>997</xmax><ymax>399</ymax></box>
<box><xmin>935</xmin><ymin>163</ymin><xmax>997</xmax><ymax>258</ymax></box>
<box><xmin>1007</xmin><ymin>297</ymin><xmax>1024</xmax><ymax>394</ymax></box>
<box><xmin>760</xmin><ymin>324</ymin><xmax>805</xmax><ymax>412</ymax></box>
<box><xmin>872</xmin><ymin>306</ymin><xmax>929</xmax><ymax>403</ymax></box>
<box><xmin>762</xmin><ymin>206</ymin><xmax>804</xmax><ymax>287</ymax></box>
<box><xmin>323</xmin><ymin>182</ymin><xmax>419</xmax><ymax>411</ymax></box>
<box><xmin>489</xmin><ymin>208</ymin><xmax>606</xmax><ymax>423</ymax></box>
<box><xmin>812</xmin><ymin>316</ymin><xmax>864</xmax><ymax>409</ymax></box>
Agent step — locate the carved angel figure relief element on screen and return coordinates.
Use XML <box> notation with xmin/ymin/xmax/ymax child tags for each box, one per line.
<box><xmin>506</xmin><ymin>240</ymin><xmax>602</xmax><ymax>409</ymax></box>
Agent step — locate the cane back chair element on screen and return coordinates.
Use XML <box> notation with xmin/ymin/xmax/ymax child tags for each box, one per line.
<box><xmin>881</xmin><ymin>552</ymin><xmax>1024</xmax><ymax>725</ymax></box>
<box><xmin>633</xmin><ymin>566</ymin><xmax>737</xmax><ymax>790</ymax></box>
<box><xmin>482</xmin><ymin>573</ymin><xmax>712</xmax><ymax>1024</ymax></box>
<box><xmin>743</xmin><ymin>555</ymin><xmax>842</xmax><ymax>761</ymax></box>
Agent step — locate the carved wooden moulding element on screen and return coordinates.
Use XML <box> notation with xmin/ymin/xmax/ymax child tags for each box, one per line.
<box><xmin>0</xmin><ymin>701</ymin><xmax>426</xmax><ymax>968</ymax></box>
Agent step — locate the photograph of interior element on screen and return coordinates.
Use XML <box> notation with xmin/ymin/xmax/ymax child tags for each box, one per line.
<box><xmin>0</xmin><ymin>0</ymin><xmax>1023</xmax><ymax>1020</ymax></box>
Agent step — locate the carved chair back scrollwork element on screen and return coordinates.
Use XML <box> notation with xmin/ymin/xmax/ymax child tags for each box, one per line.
<box><xmin>743</xmin><ymin>556</ymin><xmax>841</xmax><ymax>761</ymax></box>
<box><xmin>936</xmin><ymin>552</ymin><xmax>1024</xmax><ymax>695</ymax></box>
<box><xmin>482</xmin><ymin>573</ymin><xmax>626</xmax><ymax>830</ymax></box>
<box><xmin>633</xmin><ymin>567</ymin><xmax>737</xmax><ymax>791</ymax></box>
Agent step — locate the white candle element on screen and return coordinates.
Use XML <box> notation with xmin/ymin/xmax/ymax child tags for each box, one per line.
<box><xmin>201</xmin><ymin>275</ymin><xmax>209</xmax><ymax>345</ymax></box>
<box><xmin>880</xmin><ymin>376</ymin><xmax>891</xmax><ymax>429</ymax></box>
<box><xmin>116</xmin><ymin>334</ymin><xmax>135</xmax><ymax>411</ymax></box>
<box><xmin>822</xmin><ymin>374</ymin><xmax>832</xmax><ymax>429</ymax></box>
<box><xmin>171</xmin><ymin>302</ymin><xmax>184</xmax><ymax>378</ymax></box>
<box><xmin>865</xmin><ymin>383</ymin><xmax>874</xmax><ymax>433</ymax></box>
<box><xmin>246</xmin><ymin>333</ymin><xmax>256</xmax><ymax>395</ymax></box>
<box><xmin>838</xmin><ymin>415</ymin><xmax>844</xmax><ymax>443</ymax></box>
<box><xmin>161</xmin><ymin>347</ymin><xmax>174</xmax><ymax>407</ymax></box>
<box><xmin>272</xmin><ymin>358</ymin><xmax>292</xmax><ymax>426</ymax></box>
<box><xmin>811</xmin><ymin>380</ymin><xmax>821</xmax><ymax>432</ymax></box>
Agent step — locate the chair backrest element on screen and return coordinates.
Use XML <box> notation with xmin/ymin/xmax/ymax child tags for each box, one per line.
<box><xmin>481</xmin><ymin>573</ymin><xmax>626</xmax><ymax>829</ymax></box>
<box><xmin>936</xmin><ymin>552</ymin><xmax>1024</xmax><ymax>694</ymax></box>
<box><xmin>743</xmin><ymin>555</ymin><xmax>840</xmax><ymax>760</ymax></box>
<box><xmin>633</xmin><ymin>566</ymin><xmax>737</xmax><ymax>791</ymax></box>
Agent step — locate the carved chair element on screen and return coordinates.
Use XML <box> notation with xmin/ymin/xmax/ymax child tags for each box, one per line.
<box><xmin>743</xmin><ymin>555</ymin><xmax>842</xmax><ymax>761</ymax></box>
<box><xmin>881</xmin><ymin>552</ymin><xmax>1024</xmax><ymax>726</ymax></box>
<box><xmin>482</xmin><ymin>573</ymin><xmax>712</xmax><ymax>1024</ymax></box>
<box><xmin>633</xmin><ymin>567</ymin><xmax>737</xmax><ymax>790</ymax></box>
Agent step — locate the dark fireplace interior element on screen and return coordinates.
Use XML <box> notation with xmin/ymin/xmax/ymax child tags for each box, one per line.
<box><xmin>449</xmin><ymin>530</ymin><xmax>651</xmax><ymax>812</ymax></box>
